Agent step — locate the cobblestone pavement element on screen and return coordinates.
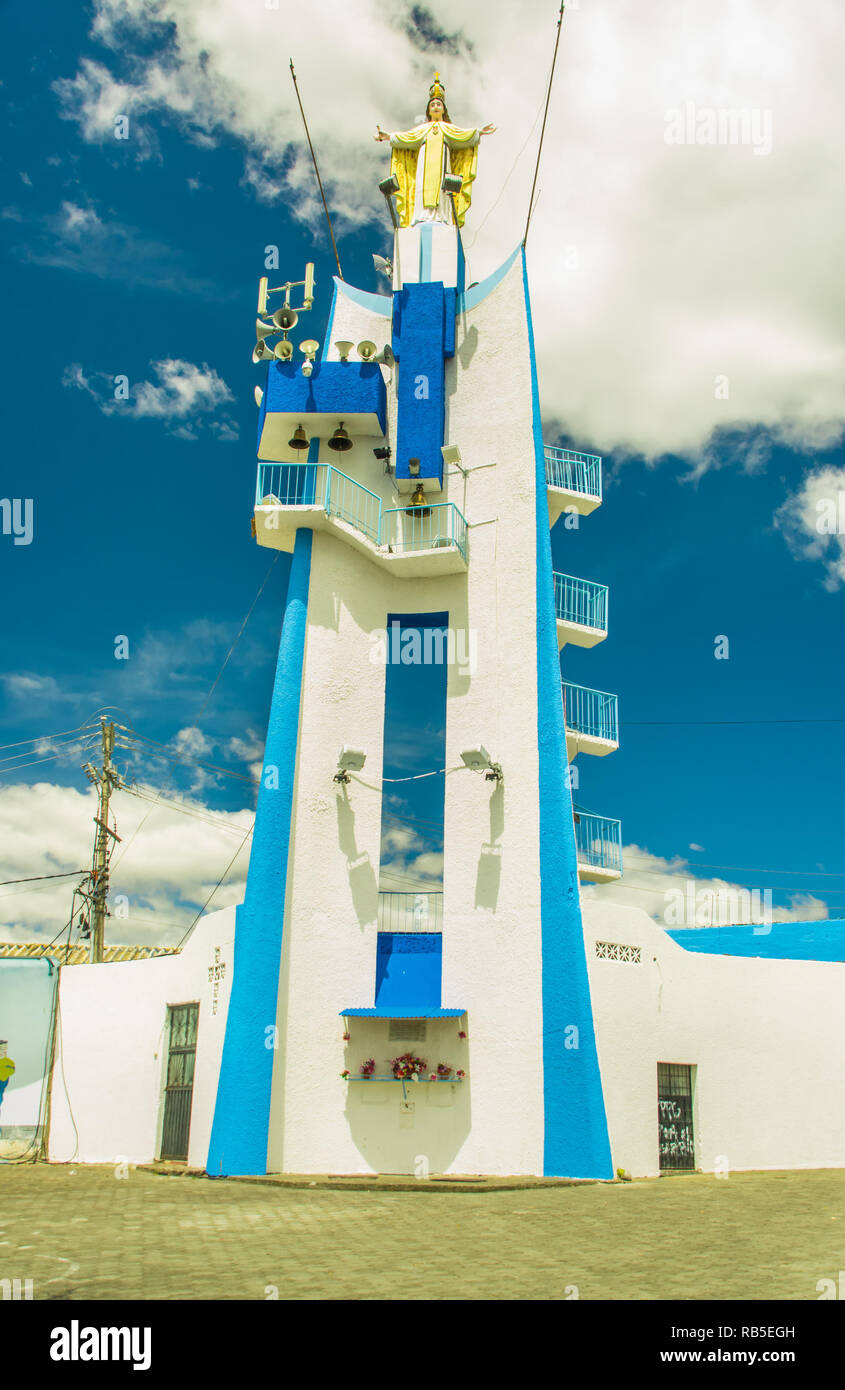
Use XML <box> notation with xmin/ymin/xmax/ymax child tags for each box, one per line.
<box><xmin>1</xmin><ymin>1164</ymin><xmax>842</xmax><ymax>1300</ymax></box>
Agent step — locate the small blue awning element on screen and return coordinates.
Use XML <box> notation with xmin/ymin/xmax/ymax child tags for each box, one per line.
<box><xmin>340</xmin><ymin>1007</ymin><xmax>465</xmax><ymax>1019</ymax></box>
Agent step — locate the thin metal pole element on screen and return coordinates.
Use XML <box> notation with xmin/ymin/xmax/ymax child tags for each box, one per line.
<box><xmin>523</xmin><ymin>2</ymin><xmax>565</xmax><ymax>248</ymax></box>
<box><xmin>289</xmin><ymin>60</ymin><xmax>344</xmax><ymax>280</ymax></box>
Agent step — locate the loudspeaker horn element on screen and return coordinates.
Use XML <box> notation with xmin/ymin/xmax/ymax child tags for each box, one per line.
<box><xmin>357</xmin><ymin>340</ymin><xmax>377</xmax><ymax>361</ymax></box>
<box><xmin>273</xmin><ymin>305</ymin><xmax>299</xmax><ymax>331</ymax></box>
<box><xmin>274</xmin><ymin>339</ymin><xmax>294</xmax><ymax>361</ymax></box>
<box><xmin>255</xmin><ymin>318</ymin><xmax>277</xmax><ymax>342</ymax></box>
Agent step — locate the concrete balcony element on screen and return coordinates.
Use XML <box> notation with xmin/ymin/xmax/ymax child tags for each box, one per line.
<box><xmin>553</xmin><ymin>572</ymin><xmax>608</xmax><ymax>649</ymax></box>
<box><xmin>575</xmin><ymin>812</ymin><xmax>623</xmax><ymax>883</ymax></box>
<box><xmin>254</xmin><ymin>463</ymin><xmax>468</xmax><ymax>577</ymax></box>
<box><xmin>563</xmin><ymin>681</ymin><xmax>619</xmax><ymax>757</ymax></box>
<box><xmin>545</xmin><ymin>446</ymin><xmax>602</xmax><ymax>527</ymax></box>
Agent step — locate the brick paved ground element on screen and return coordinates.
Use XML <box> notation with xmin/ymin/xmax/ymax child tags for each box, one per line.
<box><xmin>0</xmin><ymin>1164</ymin><xmax>842</xmax><ymax>1300</ymax></box>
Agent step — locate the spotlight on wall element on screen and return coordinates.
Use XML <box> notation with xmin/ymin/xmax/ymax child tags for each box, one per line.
<box><xmin>373</xmin><ymin>446</ymin><xmax>391</xmax><ymax>461</ymax></box>
<box><xmin>408</xmin><ymin>458</ymin><xmax>421</xmax><ymax>476</ymax></box>
<box><xmin>334</xmin><ymin>746</ymin><xmax>366</xmax><ymax>784</ymax></box>
<box><xmin>334</xmin><ymin>340</ymin><xmax>354</xmax><ymax>362</ymax></box>
<box><xmin>460</xmin><ymin>745</ymin><xmax>503</xmax><ymax>783</ymax></box>
<box><xmin>357</xmin><ymin>340</ymin><xmax>377</xmax><ymax>362</ymax></box>
<box><xmin>442</xmin><ymin>173</ymin><xmax>463</xmax><ymax>197</ymax></box>
<box><xmin>299</xmin><ymin>339</ymin><xmax>320</xmax><ymax>376</ymax></box>
<box><xmin>441</xmin><ymin>443</ymin><xmax>465</xmax><ymax>474</ymax></box>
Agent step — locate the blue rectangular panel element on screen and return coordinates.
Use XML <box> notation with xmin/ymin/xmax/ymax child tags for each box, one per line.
<box><xmin>392</xmin><ymin>283</ymin><xmax>446</xmax><ymax>487</ymax></box>
<box><xmin>374</xmin><ymin>933</ymin><xmax>442</xmax><ymax>1009</ymax></box>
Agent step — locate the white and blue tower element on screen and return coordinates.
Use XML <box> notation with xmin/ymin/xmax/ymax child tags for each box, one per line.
<box><xmin>206</xmin><ymin>95</ymin><xmax>622</xmax><ymax>1178</ymax></box>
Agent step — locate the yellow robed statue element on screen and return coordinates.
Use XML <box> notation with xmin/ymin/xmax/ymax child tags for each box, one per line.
<box><xmin>375</xmin><ymin>73</ymin><xmax>495</xmax><ymax>228</ymax></box>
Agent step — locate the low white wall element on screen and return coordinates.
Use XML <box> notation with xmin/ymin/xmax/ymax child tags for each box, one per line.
<box><xmin>582</xmin><ymin>900</ymin><xmax>845</xmax><ymax>1177</ymax></box>
<box><xmin>47</xmin><ymin>906</ymin><xmax>235</xmax><ymax>1168</ymax></box>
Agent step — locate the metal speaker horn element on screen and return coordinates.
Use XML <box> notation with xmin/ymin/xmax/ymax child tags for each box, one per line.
<box><xmin>255</xmin><ymin>318</ymin><xmax>277</xmax><ymax>341</ymax></box>
<box><xmin>334</xmin><ymin>340</ymin><xmax>354</xmax><ymax>362</ymax></box>
<box><xmin>273</xmin><ymin>339</ymin><xmax>294</xmax><ymax>361</ymax></box>
<box><xmin>357</xmin><ymin>340</ymin><xmax>377</xmax><ymax>362</ymax></box>
<box><xmin>272</xmin><ymin>305</ymin><xmax>299</xmax><ymax>331</ymax></box>
<box><xmin>252</xmin><ymin>340</ymin><xmax>274</xmax><ymax>364</ymax></box>
<box><xmin>377</xmin><ymin>344</ymin><xmax>395</xmax><ymax>368</ymax></box>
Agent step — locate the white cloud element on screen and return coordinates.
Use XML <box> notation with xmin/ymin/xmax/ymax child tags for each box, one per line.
<box><xmin>774</xmin><ymin>464</ymin><xmax>845</xmax><ymax>590</ymax></box>
<box><xmin>582</xmin><ymin>843</ymin><xmax>829</xmax><ymax>928</ymax></box>
<box><xmin>63</xmin><ymin>358</ymin><xmax>237</xmax><ymax>439</ymax></box>
<box><xmin>52</xmin><ymin>0</ymin><xmax>845</xmax><ymax>462</ymax></box>
<box><xmin>0</xmin><ymin>781</ymin><xmax>253</xmax><ymax>947</ymax></box>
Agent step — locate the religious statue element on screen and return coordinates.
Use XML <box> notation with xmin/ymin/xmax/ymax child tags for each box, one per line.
<box><xmin>375</xmin><ymin>73</ymin><xmax>495</xmax><ymax>229</ymax></box>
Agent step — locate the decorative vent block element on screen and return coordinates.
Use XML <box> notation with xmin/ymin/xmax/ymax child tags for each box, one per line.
<box><xmin>595</xmin><ymin>940</ymin><xmax>641</xmax><ymax>964</ymax></box>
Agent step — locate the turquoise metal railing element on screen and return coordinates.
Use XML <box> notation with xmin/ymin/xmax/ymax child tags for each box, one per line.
<box><xmin>255</xmin><ymin>462</ymin><xmax>322</xmax><ymax>507</ymax></box>
<box><xmin>382</xmin><ymin>503</ymin><xmax>468</xmax><ymax>563</ymax></box>
<box><xmin>324</xmin><ymin>468</ymin><xmax>381</xmax><ymax>545</ymax></box>
<box><xmin>562</xmin><ymin>681</ymin><xmax>619</xmax><ymax>744</ymax></box>
<box><xmin>255</xmin><ymin>463</ymin><xmax>468</xmax><ymax>563</ymax></box>
<box><xmin>553</xmin><ymin>572</ymin><xmax>608</xmax><ymax>632</ymax></box>
<box><xmin>574</xmin><ymin>812</ymin><xmax>622</xmax><ymax>874</ymax></box>
<box><xmin>544</xmin><ymin>446</ymin><xmax>602</xmax><ymax>501</ymax></box>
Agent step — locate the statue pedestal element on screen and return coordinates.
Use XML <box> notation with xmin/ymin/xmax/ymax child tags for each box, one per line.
<box><xmin>393</xmin><ymin>223</ymin><xmax>467</xmax><ymax>291</ymax></box>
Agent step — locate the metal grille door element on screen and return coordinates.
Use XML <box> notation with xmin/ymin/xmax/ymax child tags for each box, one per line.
<box><xmin>160</xmin><ymin>1003</ymin><xmax>199</xmax><ymax>1161</ymax></box>
<box><xmin>657</xmin><ymin>1062</ymin><xmax>695</xmax><ymax>1170</ymax></box>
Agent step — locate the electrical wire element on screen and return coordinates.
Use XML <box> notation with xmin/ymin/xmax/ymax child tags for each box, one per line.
<box><xmin>523</xmin><ymin>2</ymin><xmax>566</xmax><ymax>248</ymax></box>
<box><xmin>0</xmin><ymin>720</ymin><xmax>98</xmax><ymax>754</ymax></box>
<box><xmin>174</xmin><ymin>827</ymin><xmax>253</xmax><ymax>948</ymax></box>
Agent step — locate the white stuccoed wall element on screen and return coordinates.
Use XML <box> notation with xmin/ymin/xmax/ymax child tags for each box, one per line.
<box><xmin>267</xmin><ymin>257</ymin><xmax>547</xmax><ymax>1175</ymax></box>
<box><xmin>48</xmin><ymin>906</ymin><xmax>235</xmax><ymax>1167</ymax></box>
<box><xmin>582</xmin><ymin>899</ymin><xmax>845</xmax><ymax>1176</ymax></box>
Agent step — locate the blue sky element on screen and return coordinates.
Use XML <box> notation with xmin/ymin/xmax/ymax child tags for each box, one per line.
<box><xmin>2</xmin><ymin>0</ymin><xmax>844</xmax><ymax>941</ymax></box>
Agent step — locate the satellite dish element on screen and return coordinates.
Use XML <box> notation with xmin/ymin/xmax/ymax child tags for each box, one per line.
<box><xmin>357</xmin><ymin>340</ymin><xmax>377</xmax><ymax>361</ymax></box>
<box><xmin>274</xmin><ymin>339</ymin><xmax>294</xmax><ymax>361</ymax></box>
<box><xmin>272</xmin><ymin>305</ymin><xmax>299</xmax><ymax>331</ymax></box>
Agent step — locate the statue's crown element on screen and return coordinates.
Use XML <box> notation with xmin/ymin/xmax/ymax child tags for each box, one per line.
<box><xmin>429</xmin><ymin>71</ymin><xmax>446</xmax><ymax>102</ymax></box>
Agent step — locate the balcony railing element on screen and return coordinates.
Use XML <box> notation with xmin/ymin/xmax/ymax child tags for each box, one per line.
<box><xmin>255</xmin><ymin>463</ymin><xmax>467</xmax><ymax>562</ymax></box>
<box><xmin>377</xmin><ymin>891</ymin><xmax>444</xmax><ymax>933</ymax></box>
<box><xmin>553</xmin><ymin>572</ymin><xmax>608</xmax><ymax>633</ymax></box>
<box><xmin>544</xmin><ymin>446</ymin><xmax>602</xmax><ymax>502</ymax></box>
<box><xmin>574</xmin><ymin>813</ymin><xmax>623</xmax><ymax>875</ymax></box>
<box><xmin>562</xmin><ymin>681</ymin><xmax>619</xmax><ymax>745</ymax></box>
<box><xmin>382</xmin><ymin>504</ymin><xmax>468</xmax><ymax>563</ymax></box>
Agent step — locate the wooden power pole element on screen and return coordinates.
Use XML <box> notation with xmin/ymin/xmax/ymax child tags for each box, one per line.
<box><xmin>82</xmin><ymin>718</ymin><xmax>123</xmax><ymax>963</ymax></box>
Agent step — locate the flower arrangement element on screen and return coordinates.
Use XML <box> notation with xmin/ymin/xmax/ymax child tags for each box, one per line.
<box><xmin>390</xmin><ymin>1051</ymin><xmax>427</xmax><ymax>1080</ymax></box>
<box><xmin>340</xmin><ymin>1069</ymin><xmax>350</xmax><ymax>1079</ymax></box>
<box><xmin>359</xmin><ymin>1058</ymin><xmax>376</xmax><ymax>1077</ymax></box>
<box><xmin>436</xmin><ymin>1063</ymin><xmax>453</xmax><ymax>1079</ymax></box>
<box><xmin>458</xmin><ymin>1031</ymin><xmax>467</xmax><ymax>1040</ymax></box>
<box><xmin>456</xmin><ymin>1069</ymin><xmax>465</xmax><ymax>1079</ymax></box>
<box><xmin>342</xmin><ymin>1033</ymin><xmax>351</xmax><ymax>1042</ymax></box>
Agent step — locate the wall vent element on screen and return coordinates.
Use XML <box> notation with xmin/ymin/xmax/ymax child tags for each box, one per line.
<box><xmin>595</xmin><ymin>940</ymin><xmax>641</xmax><ymax>964</ymax></box>
<box><xmin>388</xmin><ymin>1019</ymin><xmax>427</xmax><ymax>1042</ymax></box>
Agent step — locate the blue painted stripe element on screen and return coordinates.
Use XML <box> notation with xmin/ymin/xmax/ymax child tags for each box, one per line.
<box><xmin>458</xmin><ymin>245</ymin><xmax>521</xmax><ymax>313</ymax></box>
<box><xmin>523</xmin><ymin>248</ymin><xmax>613</xmax><ymax>1180</ymax></box>
<box><xmin>205</xmin><ymin>525</ymin><xmax>313</xmax><ymax>1177</ymax></box>
<box><xmin>419</xmin><ymin>224</ymin><xmax>433</xmax><ymax>282</ymax></box>
<box><xmin>330</xmin><ymin>276</ymin><xmax>392</xmax><ymax>317</ymax></box>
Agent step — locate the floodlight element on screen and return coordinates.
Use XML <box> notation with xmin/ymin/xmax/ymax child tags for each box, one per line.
<box><xmin>334</xmin><ymin>747</ymin><xmax>366</xmax><ymax>783</ymax></box>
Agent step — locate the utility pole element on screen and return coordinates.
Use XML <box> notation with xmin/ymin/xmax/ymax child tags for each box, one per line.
<box><xmin>82</xmin><ymin>718</ymin><xmax>123</xmax><ymax>964</ymax></box>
